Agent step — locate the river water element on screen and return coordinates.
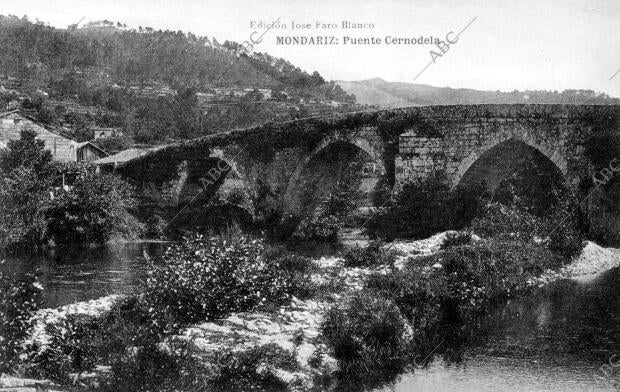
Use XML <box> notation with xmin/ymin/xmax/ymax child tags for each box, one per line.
<box><xmin>2</xmin><ymin>242</ymin><xmax>620</xmax><ymax>391</ymax></box>
<box><xmin>1</xmin><ymin>242</ymin><xmax>167</xmax><ymax>307</ymax></box>
<box><xmin>376</xmin><ymin>268</ymin><xmax>620</xmax><ymax>392</ymax></box>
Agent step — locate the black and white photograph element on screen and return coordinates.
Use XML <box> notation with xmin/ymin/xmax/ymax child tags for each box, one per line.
<box><xmin>0</xmin><ymin>0</ymin><xmax>619</xmax><ymax>391</ymax></box>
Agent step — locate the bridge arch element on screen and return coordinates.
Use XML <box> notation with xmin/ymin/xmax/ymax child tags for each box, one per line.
<box><xmin>283</xmin><ymin>136</ymin><xmax>387</xmax><ymax>214</ymax></box>
<box><xmin>452</xmin><ymin>138</ymin><xmax>568</xmax><ymax>217</ymax></box>
<box><xmin>174</xmin><ymin>154</ymin><xmax>254</xmax><ymax>218</ymax></box>
<box><xmin>452</xmin><ymin>135</ymin><xmax>567</xmax><ymax>191</ymax></box>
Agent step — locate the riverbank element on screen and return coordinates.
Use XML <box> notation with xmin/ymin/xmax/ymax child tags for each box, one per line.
<box><xmin>4</xmin><ymin>234</ymin><xmax>619</xmax><ymax>391</ymax></box>
<box><xmin>537</xmin><ymin>240</ymin><xmax>620</xmax><ymax>283</ymax></box>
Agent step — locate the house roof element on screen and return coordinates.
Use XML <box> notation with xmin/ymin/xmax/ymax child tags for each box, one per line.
<box><xmin>92</xmin><ymin>146</ymin><xmax>163</xmax><ymax>166</ymax></box>
<box><xmin>0</xmin><ymin>109</ymin><xmax>76</xmax><ymax>141</ymax></box>
<box><xmin>76</xmin><ymin>141</ymin><xmax>108</xmax><ymax>156</ymax></box>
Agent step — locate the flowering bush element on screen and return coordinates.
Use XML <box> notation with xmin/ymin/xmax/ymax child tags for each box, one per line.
<box><xmin>144</xmin><ymin>234</ymin><xmax>303</xmax><ymax>327</ymax></box>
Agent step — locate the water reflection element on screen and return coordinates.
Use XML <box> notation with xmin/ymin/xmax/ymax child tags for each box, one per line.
<box><xmin>1</xmin><ymin>242</ymin><xmax>168</xmax><ymax>307</ymax></box>
<box><xmin>374</xmin><ymin>267</ymin><xmax>620</xmax><ymax>392</ymax></box>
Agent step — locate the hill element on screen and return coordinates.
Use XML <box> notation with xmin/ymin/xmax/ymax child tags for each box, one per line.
<box><xmin>337</xmin><ymin>78</ymin><xmax>620</xmax><ymax>107</ymax></box>
<box><xmin>0</xmin><ymin>15</ymin><xmax>361</xmax><ymax>149</ymax></box>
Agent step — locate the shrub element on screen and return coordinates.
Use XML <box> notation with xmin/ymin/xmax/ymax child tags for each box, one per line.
<box><xmin>291</xmin><ymin>165</ymin><xmax>364</xmax><ymax>241</ymax></box>
<box><xmin>432</xmin><ymin>239</ymin><xmax>562</xmax><ymax>317</ymax></box>
<box><xmin>258</xmin><ymin>210</ymin><xmax>301</xmax><ymax>241</ymax></box>
<box><xmin>470</xmin><ymin>202</ymin><xmax>543</xmax><ymax>242</ymax></box>
<box><xmin>208</xmin><ymin>344</ymin><xmax>297</xmax><ymax>391</ymax></box>
<box><xmin>94</xmin><ymin>295</ymin><xmax>164</xmax><ymax>355</ymax></box>
<box><xmin>341</xmin><ymin>243</ymin><xmax>398</xmax><ymax>268</ymax></box>
<box><xmin>321</xmin><ymin>294</ymin><xmax>409</xmax><ymax>375</ymax></box>
<box><xmin>27</xmin><ymin>314</ymin><xmax>99</xmax><ymax>383</ymax></box>
<box><xmin>365</xmin><ymin>173</ymin><xmax>487</xmax><ymax>240</ymax></box>
<box><xmin>322</xmin><ymin>170</ymin><xmax>363</xmax><ymax>221</ymax></box>
<box><xmin>144</xmin><ymin>234</ymin><xmax>303</xmax><ymax>327</ymax></box>
<box><xmin>98</xmin><ymin>341</ymin><xmax>192</xmax><ymax>392</ymax></box>
<box><xmin>0</xmin><ymin>268</ymin><xmax>43</xmax><ymax>372</ymax></box>
<box><xmin>263</xmin><ymin>249</ymin><xmax>318</xmax><ymax>300</ymax></box>
<box><xmin>589</xmin><ymin>225</ymin><xmax>620</xmax><ymax>247</ymax></box>
<box><xmin>364</xmin><ymin>267</ymin><xmax>447</xmax><ymax>339</ymax></box>
<box><xmin>542</xmin><ymin>193</ymin><xmax>587</xmax><ymax>260</ymax></box>
<box><xmin>291</xmin><ymin>209</ymin><xmax>342</xmax><ymax>242</ymax></box>
<box><xmin>546</xmin><ymin>221</ymin><xmax>586</xmax><ymax>260</ymax></box>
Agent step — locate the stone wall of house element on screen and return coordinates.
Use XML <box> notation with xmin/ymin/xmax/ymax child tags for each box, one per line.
<box><xmin>0</xmin><ymin>112</ymin><xmax>77</xmax><ymax>161</ymax></box>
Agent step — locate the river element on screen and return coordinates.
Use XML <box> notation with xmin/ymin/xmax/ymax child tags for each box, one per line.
<box><xmin>1</xmin><ymin>242</ymin><xmax>167</xmax><ymax>307</ymax></box>
<box><xmin>376</xmin><ymin>268</ymin><xmax>620</xmax><ymax>392</ymax></box>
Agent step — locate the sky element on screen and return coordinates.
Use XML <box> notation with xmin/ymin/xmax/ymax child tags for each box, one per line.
<box><xmin>1</xmin><ymin>0</ymin><xmax>619</xmax><ymax>96</ymax></box>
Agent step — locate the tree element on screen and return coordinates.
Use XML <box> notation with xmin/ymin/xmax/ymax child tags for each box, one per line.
<box><xmin>0</xmin><ymin>129</ymin><xmax>142</xmax><ymax>251</ymax></box>
<box><xmin>46</xmin><ymin>167</ymin><xmax>141</xmax><ymax>246</ymax></box>
<box><xmin>0</xmin><ymin>129</ymin><xmax>55</xmax><ymax>250</ymax></box>
<box><xmin>0</xmin><ymin>128</ymin><xmax>52</xmax><ymax>173</ymax></box>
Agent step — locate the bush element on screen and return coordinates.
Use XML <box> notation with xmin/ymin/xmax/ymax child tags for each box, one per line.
<box><xmin>258</xmin><ymin>210</ymin><xmax>301</xmax><ymax>242</ymax></box>
<box><xmin>431</xmin><ymin>239</ymin><xmax>562</xmax><ymax>317</ymax></box>
<box><xmin>98</xmin><ymin>341</ymin><xmax>193</xmax><ymax>392</ymax></box>
<box><xmin>365</xmin><ymin>173</ymin><xmax>487</xmax><ymax>240</ymax></box>
<box><xmin>144</xmin><ymin>234</ymin><xmax>303</xmax><ymax>327</ymax></box>
<box><xmin>542</xmin><ymin>193</ymin><xmax>587</xmax><ymax>260</ymax></box>
<box><xmin>470</xmin><ymin>202</ymin><xmax>543</xmax><ymax>242</ymax></box>
<box><xmin>262</xmin><ymin>248</ymin><xmax>318</xmax><ymax>300</ymax></box>
<box><xmin>589</xmin><ymin>225</ymin><xmax>620</xmax><ymax>247</ymax></box>
<box><xmin>471</xmin><ymin>200</ymin><xmax>586</xmax><ymax>261</ymax></box>
<box><xmin>321</xmin><ymin>294</ymin><xmax>409</xmax><ymax>375</ymax></box>
<box><xmin>99</xmin><ymin>340</ymin><xmax>297</xmax><ymax>392</ymax></box>
<box><xmin>341</xmin><ymin>243</ymin><xmax>398</xmax><ymax>268</ymax></box>
<box><xmin>291</xmin><ymin>209</ymin><xmax>342</xmax><ymax>242</ymax></box>
<box><xmin>291</xmin><ymin>165</ymin><xmax>364</xmax><ymax>241</ymax></box>
<box><xmin>0</xmin><ymin>268</ymin><xmax>43</xmax><ymax>372</ymax></box>
<box><xmin>208</xmin><ymin>344</ymin><xmax>296</xmax><ymax>392</ymax></box>
<box><xmin>322</xmin><ymin>170</ymin><xmax>363</xmax><ymax>221</ymax></box>
<box><xmin>27</xmin><ymin>314</ymin><xmax>99</xmax><ymax>383</ymax></box>
<box><xmin>365</xmin><ymin>267</ymin><xmax>446</xmax><ymax>337</ymax></box>
<box><xmin>546</xmin><ymin>222</ymin><xmax>586</xmax><ymax>260</ymax></box>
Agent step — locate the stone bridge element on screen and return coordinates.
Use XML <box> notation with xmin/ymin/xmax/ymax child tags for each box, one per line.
<box><xmin>117</xmin><ymin>104</ymin><xmax>619</xmax><ymax>230</ymax></box>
